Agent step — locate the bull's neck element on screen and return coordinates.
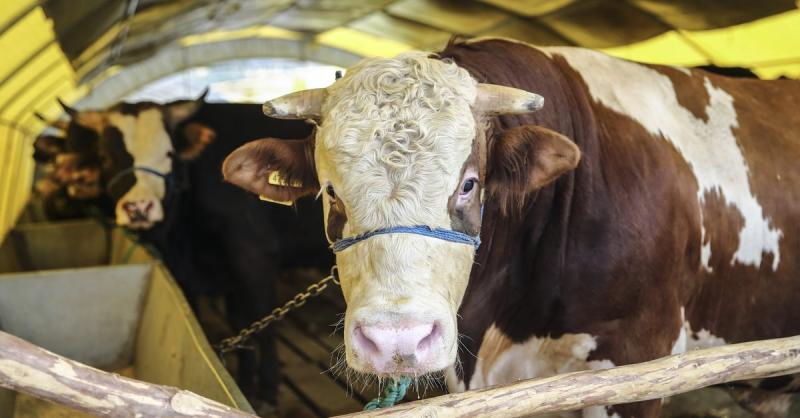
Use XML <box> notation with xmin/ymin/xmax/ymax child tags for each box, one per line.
<box><xmin>464</xmin><ymin>165</ymin><xmax>581</xmax><ymax>340</ymax></box>
<box><xmin>447</xmin><ymin>41</ymin><xmax>603</xmax><ymax>386</ymax></box>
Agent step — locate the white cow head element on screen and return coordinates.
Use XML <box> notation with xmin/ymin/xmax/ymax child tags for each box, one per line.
<box><xmin>58</xmin><ymin>92</ymin><xmax>215</xmax><ymax>229</ymax></box>
<box><xmin>223</xmin><ymin>53</ymin><xmax>580</xmax><ymax>378</ymax></box>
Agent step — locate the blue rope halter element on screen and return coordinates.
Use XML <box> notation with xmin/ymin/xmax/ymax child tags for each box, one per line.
<box><xmin>332</xmin><ymin>224</ymin><xmax>481</xmax><ymax>253</ymax></box>
<box><xmin>106</xmin><ymin>166</ymin><xmax>169</xmax><ymax>194</ymax></box>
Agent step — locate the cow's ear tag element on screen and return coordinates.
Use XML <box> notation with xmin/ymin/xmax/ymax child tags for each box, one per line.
<box><xmin>259</xmin><ymin>194</ymin><xmax>293</xmax><ymax>206</ymax></box>
<box><xmin>267</xmin><ymin>171</ymin><xmax>303</xmax><ymax>188</ymax></box>
<box><xmin>258</xmin><ymin>171</ymin><xmax>302</xmax><ymax>206</ymax></box>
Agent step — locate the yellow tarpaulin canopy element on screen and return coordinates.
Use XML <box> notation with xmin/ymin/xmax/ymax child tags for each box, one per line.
<box><xmin>1</xmin><ymin>1</ymin><xmax>799</xmax><ymax>240</ymax></box>
<box><xmin>604</xmin><ymin>9</ymin><xmax>800</xmax><ymax>79</ymax></box>
<box><xmin>0</xmin><ymin>1</ymin><xmax>81</xmax><ymax>241</ymax></box>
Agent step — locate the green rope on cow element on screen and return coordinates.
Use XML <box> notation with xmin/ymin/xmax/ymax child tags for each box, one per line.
<box><xmin>363</xmin><ymin>376</ymin><xmax>412</xmax><ymax>410</ymax></box>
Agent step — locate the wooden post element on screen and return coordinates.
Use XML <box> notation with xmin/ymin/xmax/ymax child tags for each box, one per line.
<box><xmin>0</xmin><ymin>330</ymin><xmax>257</xmax><ymax>418</ymax></box>
<box><xmin>338</xmin><ymin>335</ymin><xmax>800</xmax><ymax>418</ymax></box>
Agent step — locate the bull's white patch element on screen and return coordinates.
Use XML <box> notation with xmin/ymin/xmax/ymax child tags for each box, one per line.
<box><xmin>687</xmin><ymin>327</ymin><xmax>727</xmax><ymax>350</ymax></box>
<box><xmin>674</xmin><ymin>307</ymin><xmax>727</xmax><ymax>352</ymax></box>
<box><xmin>583</xmin><ymin>359</ymin><xmax>621</xmax><ymax>418</ymax></box>
<box><xmin>547</xmin><ymin>47</ymin><xmax>782</xmax><ymax>271</ymax></box>
<box><xmin>466</xmin><ymin>324</ymin><xmax>606</xmax><ymax>389</ymax></box>
<box><xmin>458</xmin><ymin>325</ymin><xmax>617</xmax><ymax>418</ymax></box>
<box><xmin>584</xmin><ymin>406</ymin><xmax>622</xmax><ymax>418</ymax></box>
<box><xmin>670</xmin><ymin>308</ymin><xmax>688</xmax><ymax>355</ymax></box>
<box><xmin>700</xmin><ymin>234</ymin><xmax>713</xmax><ymax>273</ymax></box>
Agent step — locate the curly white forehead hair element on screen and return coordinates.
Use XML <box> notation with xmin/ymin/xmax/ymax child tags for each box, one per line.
<box><xmin>318</xmin><ymin>52</ymin><xmax>479</xmax><ymax>231</ymax></box>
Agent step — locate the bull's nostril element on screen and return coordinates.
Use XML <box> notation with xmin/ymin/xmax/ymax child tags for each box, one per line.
<box><xmin>416</xmin><ymin>322</ymin><xmax>439</xmax><ymax>352</ymax></box>
<box><xmin>354</xmin><ymin>326</ymin><xmax>380</xmax><ymax>354</ymax></box>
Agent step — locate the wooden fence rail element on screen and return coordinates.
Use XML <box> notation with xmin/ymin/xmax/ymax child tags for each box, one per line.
<box><xmin>338</xmin><ymin>335</ymin><xmax>800</xmax><ymax>418</ymax></box>
<box><xmin>1</xmin><ymin>329</ymin><xmax>798</xmax><ymax>418</ymax></box>
<box><xmin>0</xmin><ymin>330</ymin><xmax>257</xmax><ymax>418</ymax></box>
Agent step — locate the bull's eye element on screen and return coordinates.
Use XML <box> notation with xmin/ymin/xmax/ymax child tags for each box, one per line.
<box><xmin>461</xmin><ymin>178</ymin><xmax>477</xmax><ymax>195</ymax></box>
<box><xmin>326</xmin><ymin>184</ymin><xmax>336</xmax><ymax>199</ymax></box>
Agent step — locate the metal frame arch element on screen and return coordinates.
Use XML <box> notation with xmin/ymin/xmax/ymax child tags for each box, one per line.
<box><xmin>76</xmin><ymin>36</ymin><xmax>364</xmax><ymax>109</ymax></box>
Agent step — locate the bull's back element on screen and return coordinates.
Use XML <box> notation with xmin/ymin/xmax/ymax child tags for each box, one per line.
<box><xmin>449</xmin><ymin>39</ymin><xmax>800</xmax><ymax>342</ymax></box>
<box><xmin>549</xmin><ymin>45</ymin><xmax>800</xmax><ymax>341</ymax></box>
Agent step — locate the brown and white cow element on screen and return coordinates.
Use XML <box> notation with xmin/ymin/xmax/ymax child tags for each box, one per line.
<box><xmin>223</xmin><ymin>39</ymin><xmax>800</xmax><ymax>417</ymax></box>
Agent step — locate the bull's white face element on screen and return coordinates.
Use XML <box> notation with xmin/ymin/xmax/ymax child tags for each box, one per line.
<box><xmin>223</xmin><ymin>51</ymin><xmax>577</xmax><ymax>380</ymax></box>
<box><xmin>315</xmin><ymin>54</ymin><xmax>482</xmax><ymax>375</ymax></box>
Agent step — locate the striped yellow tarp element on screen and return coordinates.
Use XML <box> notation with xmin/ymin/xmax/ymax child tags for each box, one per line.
<box><xmin>0</xmin><ymin>1</ymin><xmax>81</xmax><ymax>241</ymax></box>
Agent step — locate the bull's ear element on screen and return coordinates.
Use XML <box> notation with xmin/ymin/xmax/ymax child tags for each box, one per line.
<box><xmin>487</xmin><ymin>125</ymin><xmax>580</xmax><ymax>214</ymax></box>
<box><xmin>222</xmin><ymin>137</ymin><xmax>319</xmax><ymax>204</ymax></box>
<box><xmin>176</xmin><ymin>122</ymin><xmax>216</xmax><ymax>160</ymax></box>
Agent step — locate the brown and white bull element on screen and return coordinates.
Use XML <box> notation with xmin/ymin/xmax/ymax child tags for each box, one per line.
<box><xmin>223</xmin><ymin>39</ymin><xmax>800</xmax><ymax>417</ymax></box>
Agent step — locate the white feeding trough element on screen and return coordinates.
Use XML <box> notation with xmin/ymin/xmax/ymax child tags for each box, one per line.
<box><xmin>0</xmin><ymin>220</ymin><xmax>254</xmax><ymax>417</ymax></box>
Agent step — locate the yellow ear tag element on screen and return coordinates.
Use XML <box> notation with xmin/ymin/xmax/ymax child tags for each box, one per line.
<box><xmin>267</xmin><ymin>171</ymin><xmax>303</xmax><ymax>188</ymax></box>
<box><xmin>258</xmin><ymin>171</ymin><xmax>303</xmax><ymax>206</ymax></box>
<box><xmin>259</xmin><ymin>194</ymin><xmax>293</xmax><ymax>206</ymax></box>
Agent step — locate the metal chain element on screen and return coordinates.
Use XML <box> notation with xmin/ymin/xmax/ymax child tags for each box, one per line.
<box><xmin>216</xmin><ymin>266</ymin><xmax>340</xmax><ymax>355</ymax></box>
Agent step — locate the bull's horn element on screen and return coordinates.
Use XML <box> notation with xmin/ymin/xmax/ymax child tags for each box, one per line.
<box><xmin>197</xmin><ymin>87</ymin><xmax>209</xmax><ymax>102</ymax></box>
<box><xmin>57</xmin><ymin>98</ymin><xmax>78</xmax><ymax>117</ymax></box>
<box><xmin>263</xmin><ymin>88</ymin><xmax>326</xmax><ymax>120</ymax></box>
<box><xmin>475</xmin><ymin>84</ymin><xmax>544</xmax><ymax>115</ymax></box>
<box><xmin>34</xmin><ymin>112</ymin><xmax>68</xmax><ymax>131</ymax></box>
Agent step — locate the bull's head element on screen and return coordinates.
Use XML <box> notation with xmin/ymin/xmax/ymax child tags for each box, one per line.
<box><xmin>55</xmin><ymin>92</ymin><xmax>215</xmax><ymax>229</ymax></box>
<box><xmin>223</xmin><ymin>53</ymin><xmax>580</xmax><ymax>378</ymax></box>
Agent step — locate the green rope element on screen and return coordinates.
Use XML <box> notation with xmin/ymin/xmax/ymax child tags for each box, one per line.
<box><xmin>363</xmin><ymin>376</ymin><xmax>412</xmax><ymax>410</ymax></box>
<box><xmin>119</xmin><ymin>228</ymin><xmax>163</xmax><ymax>263</ymax></box>
<box><xmin>121</xmin><ymin>240</ymin><xmax>137</xmax><ymax>263</ymax></box>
